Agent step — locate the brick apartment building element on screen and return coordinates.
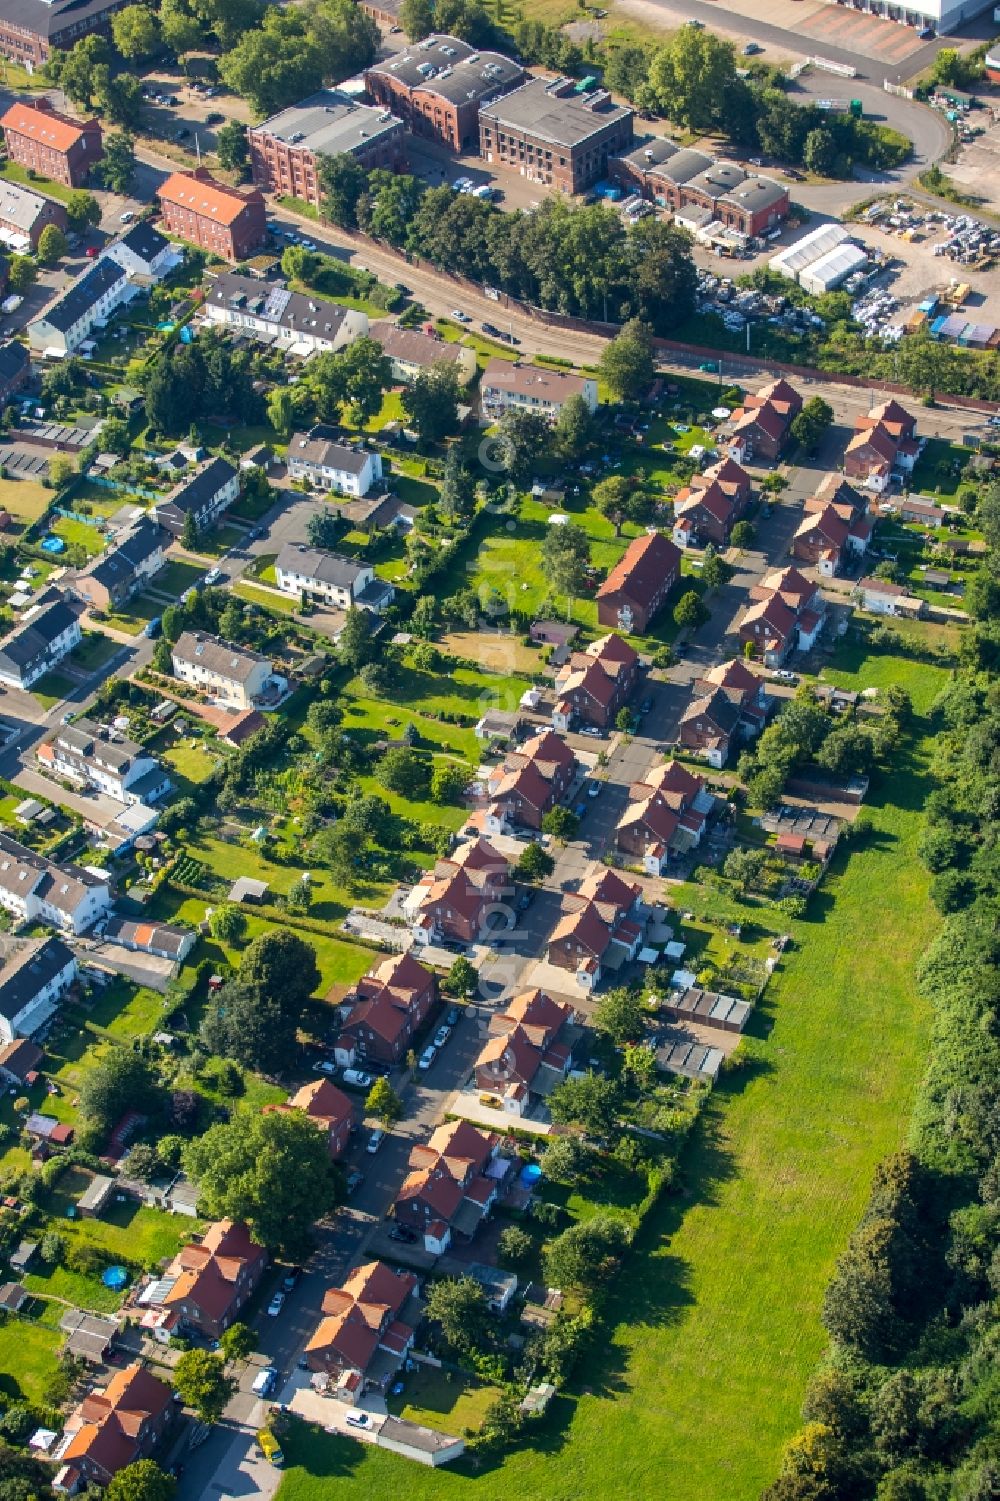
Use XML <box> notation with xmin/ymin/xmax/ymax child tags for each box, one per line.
<box><xmin>479</xmin><ymin>76</ymin><xmax>634</xmax><ymax>194</ymax></box>
<box><xmin>156</xmin><ymin>169</ymin><xmax>266</xmax><ymax>262</ymax></box>
<box><xmin>596</xmin><ymin>530</ymin><xmax>681</xmax><ymax>634</ymax></box>
<box><xmin>365</xmin><ymin>35</ymin><xmax>523</xmax><ymax>152</ymax></box>
<box><xmin>0</xmin><ymin>99</ymin><xmax>102</xmax><ymax>187</ymax></box>
<box><xmin>249</xmin><ymin>90</ymin><xmax>404</xmax><ymax>210</ymax></box>
<box><xmin>613</xmin><ymin>138</ymin><xmax>789</xmax><ymax>237</ymax></box>
<box><xmin>0</xmin><ymin>0</ymin><xmax>127</xmax><ymax>69</ymax></box>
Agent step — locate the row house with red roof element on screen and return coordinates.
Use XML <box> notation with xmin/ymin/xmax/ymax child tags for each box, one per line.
<box><xmin>843</xmin><ymin>399</ymin><xmax>921</xmax><ymax>492</ymax></box>
<box><xmin>596</xmin><ymin>530</ymin><xmax>681</xmax><ymax>634</ymax></box>
<box><xmin>738</xmin><ymin>566</ymin><xmax>826</xmax><ymax>666</ymax></box>
<box><xmin>671</xmin><ymin>457</ymin><xmax>753</xmax><ymax>550</ymax></box>
<box><xmin>157</xmin><ymin>1220</ymin><xmax>268</xmax><ymax>1341</ymax></box>
<box><xmin>394</xmin><ymin>1119</ymin><xmax>508</xmax><ymax>1256</ymax></box>
<box><xmin>482</xmin><ymin>728</ymin><xmax>576</xmax><ymax>835</ymax></box>
<box><xmin>552</xmin><ymin>633</ymin><xmax>639</xmax><ymax>732</ymax></box>
<box><xmin>616</xmin><ymin>760</ymin><xmax>715</xmax><ymax>876</ymax></box>
<box><xmin>304</xmin><ymin>1260</ymin><xmax>419</xmax><ymax>1399</ymax></box>
<box><xmin>407</xmin><ymin>838</ymin><xmax>512</xmax><ymax>949</ymax></box>
<box><xmin>792</xmin><ymin>475</ymin><xmax>872</xmax><ymax>576</ymax></box>
<box><xmin>335</xmin><ymin>951</ymin><xmax>437</xmax><ymax>1069</ymax></box>
<box><xmin>273</xmin><ymin>1077</ymin><xmax>354</xmax><ymax>1160</ymax></box>
<box><xmin>678</xmin><ymin>657</ymin><xmax>768</xmax><ymax>768</ymax></box>
<box><xmin>722</xmin><ymin>378</ymin><xmax>802</xmax><ymax>464</ymax></box>
<box><xmin>473</xmin><ymin>988</ymin><xmax>574</xmax><ymax>1117</ymax></box>
<box><xmin>55</xmin><ymin>1363</ymin><xmax>173</xmax><ymax>1490</ymax></box>
<box><xmin>547</xmin><ymin>867</ymin><xmax>646</xmax><ymax>991</ymax></box>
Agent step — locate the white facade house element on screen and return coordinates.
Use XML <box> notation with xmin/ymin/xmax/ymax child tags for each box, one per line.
<box><xmin>171</xmin><ymin>631</ymin><xmax>280</xmax><ymax>710</ymax></box>
<box><xmin>202</xmin><ymin>272</ymin><xmax>368</xmax><ymax>356</ymax></box>
<box><xmin>27</xmin><ymin>257</ymin><xmax>137</xmax><ymax>354</ymax></box>
<box><xmin>480</xmin><ymin>360</ymin><xmax>598</xmax><ymax>419</ymax></box>
<box><xmin>102</xmin><ymin>221</ymin><xmax>180</xmax><ymax>282</ymax></box>
<box><xmin>286</xmin><ymin>428</ymin><xmax>382</xmax><ymax>498</ymax></box>
<box><xmin>275</xmin><ymin>543</ymin><xmax>394</xmax><ymax>613</ymax></box>
<box><xmin>0</xmin><ymin>833</ymin><xmax>111</xmax><ymax>936</ymax></box>
<box><xmin>37</xmin><ymin>718</ymin><xmax>171</xmax><ymax>806</ymax></box>
<box><xmin>0</xmin><ymin>936</ymin><xmax>78</xmax><ymax>1046</ymax></box>
<box><xmin>0</xmin><ymin>590</ymin><xmax>82</xmax><ymax>689</ymax></box>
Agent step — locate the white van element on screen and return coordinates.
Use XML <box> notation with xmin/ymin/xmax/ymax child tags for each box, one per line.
<box><xmin>252</xmin><ymin>1367</ymin><xmax>278</xmax><ymax>1398</ymax></box>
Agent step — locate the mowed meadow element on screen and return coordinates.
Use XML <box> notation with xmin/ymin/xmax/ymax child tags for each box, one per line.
<box><xmin>277</xmin><ymin>646</ymin><xmax>945</xmax><ymax>1501</ymax></box>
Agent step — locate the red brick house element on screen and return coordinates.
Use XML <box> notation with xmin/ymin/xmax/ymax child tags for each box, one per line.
<box><xmin>596</xmin><ymin>531</ymin><xmax>681</xmax><ymax>634</ymax></box>
<box><xmin>161</xmin><ymin>1220</ymin><xmax>268</xmax><ymax>1340</ymax></box>
<box><xmin>336</xmin><ymin>951</ymin><xmax>437</xmax><ymax>1068</ymax></box>
<box><xmin>547</xmin><ymin>868</ymin><xmax>645</xmax><ymax>990</ymax></box>
<box><xmin>483</xmin><ymin>728</ymin><xmax>576</xmax><ymax>834</ymax></box>
<box><xmin>552</xmin><ymin>633</ymin><xmax>639</xmax><ymax>731</ymax></box>
<box><xmin>739</xmin><ymin>566</ymin><xmax>826</xmax><ymax>664</ymax></box>
<box><xmin>156</xmin><ymin>169</ymin><xmax>266</xmax><ymax>262</ymax></box>
<box><xmin>474</xmin><ymin>988</ymin><xmax>573</xmax><ymax>1115</ymax></box>
<box><xmin>58</xmin><ymin>1363</ymin><xmax>173</xmax><ymax>1488</ymax></box>
<box><xmin>409</xmin><ymin>838</ymin><xmax>511</xmax><ymax>948</ymax></box>
<box><xmin>791</xmin><ymin>504</ymin><xmax>850</xmax><ymax>576</ymax></box>
<box><xmin>284</xmin><ymin>1077</ymin><xmax>354</xmax><ymax>1159</ymax></box>
<box><xmin>365</xmin><ymin>37</ymin><xmax>524</xmax><ymax>152</ymax></box>
<box><xmin>1</xmin><ymin>100</ymin><xmax>102</xmax><ymax>187</ymax></box>
<box><xmin>304</xmin><ymin>1260</ymin><xmax>418</xmax><ymax>1395</ymax></box>
<box><xmin>679</xmin><ymin>657</ymin><xmax>768</xmax><ymax>768</ymax></box>
<box><xmin>672</xmin><ymin>480</ymin><xmax>736</xmax><ymax>549</ymax></box>
<box><xmin>617</xmin><ymin>760</ymin><xmax>713</xmax><ymax>874</ymax></box>
<box><xmin>394</xmin><ymin>1119</ymin><xmax>503</xmax><ymax>1255</ymax></box>
<box><xmin>724</xmin><ymin>378</ymin><xmax>802</xmax><ymax>464</ymax></box>
<box><xmin>738</xmin><ymin>591</ymin><xmax>799</xmax><ymax>666</ymax></box>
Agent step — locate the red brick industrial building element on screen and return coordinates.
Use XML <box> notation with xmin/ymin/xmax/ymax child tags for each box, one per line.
<box><xmin>156</xmin><ymin>169</ymin><xmax>266</xmax><ymax>263</ymax></box>
<box><xmin>365</xmin><ymin>35</ymin><xmax>524</xmax><ymax>152</ymax></box>
<box><xmin>248</xmin><ymin>90</ymin><xmax>404</xmax><ymax>210</ymax></box>
<box><xmin>479</xmin><ymin>76</ymin><xmax>634</xmax><ymax>194</ymax></box>
<box><xmin>0</xmin><ymin>99</ymin><xmax>102</xmax><ymax>187</ymax></box>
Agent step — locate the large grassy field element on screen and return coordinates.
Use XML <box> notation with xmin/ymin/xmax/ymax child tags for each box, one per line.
<box><xmin>276</xmin><ymin>644</ymin><xmax>945</xmax><ymax>1501</ymax></box>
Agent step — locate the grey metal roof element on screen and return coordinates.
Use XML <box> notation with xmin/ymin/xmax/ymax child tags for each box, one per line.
<box><xmin>205</xmin><ymin>271</ymin><xmax>352</xmax><ymax>343</ymax></box>
<box><xmin>723</xmin><ymin>177</ymin><xmax>788</xmax><ymax>212</ymax></box>
<box><xmin>249</xmin><ymin>89</ymin><xmax>402</xmax><ymax>157</ymax></box>
<box><xmin>156</xmin><ymin>456</ymin><xmax>237</xmax><ymax>517</ymax></box>
<box><xmin>287</xmin><ymin>428</ymin><xmax>371</xmax><ymax>476</ymax></box>
<box><xmin>172</xmin><ymin>630</ymin><xmax>271</xmax><ymax>684</ymax></box>
<box><xmin>277</xmin><ymin>542</ymin><xmax>367</xmax><ymax>589</ymax></box>
<box><xmin>0</xmin><ymin>179</ymin><xmax>52</xmax><ymax>234</ymax></box>
<box><xmin>368</xmin><ymin>35</ymin><xmax>523</xmax><ymax>107</ymax></box>
<box><xmin>34</xmin><ymin>256</ymin><xmax>127</xmax><ymax>335</ymax></box>
<box><xmin>0</xmin><ymin>589</ymin><xmax>80</xmax><ymax>677</ymax></box>
<box><xmin>117</xmin><ymin>219</ymin><xmax>169</xmax><ymax>266</ymax></box>
<box><xmin>618</xmin><ymin>136</ymin><xmax>679</xmax><ymax>170</ymax></box>
<box><xmin>0</xmin><ymin>935</ymin><xmax>75</xmax><ymax>1025</ymax></box>
<box><xmin>479</xmin><ymin>77</ymin><xmax>633</xmax><ymax>149</ymax></box>
<box><xmin>649</xmin><ymin>147</ymin><xmax>712</xmax><ymax>185</ymax></box>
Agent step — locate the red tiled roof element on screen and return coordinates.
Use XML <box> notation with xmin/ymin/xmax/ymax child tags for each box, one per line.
<box><xmin>158</xmin><ymin>169</ymin><xmax>261</xmax><ymax>226</ymax></box>
<box><xmin>597</xmin><ymin>531</ymin><xmax>680</xmax><ymax>610</ymax></box>
<box><xmin>1</xmin><ymin>101</ymin><xmax>90</xmax><ymax>154</ymax></box>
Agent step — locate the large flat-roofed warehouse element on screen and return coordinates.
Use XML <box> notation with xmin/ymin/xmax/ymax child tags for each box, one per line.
<box><xmin>249</xmin><ymin>90</ymin><xmax>405</xmax><ymax>209</ymax></box>
<box><xmin>366</xmin><ymin>35</ymin><xmax>524</xmax><ymax>151</ymax></box>
<box><xmin>479</xmin><ymin>76</ymin><xmax>634</xmax><ymax>194</ymax></box>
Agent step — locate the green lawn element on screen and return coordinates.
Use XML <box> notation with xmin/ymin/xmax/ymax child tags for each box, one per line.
<box><xmin>72</xmin><ymin>631</ymin><xmax>122</xmax><ymax>672</ymax></box>
<box><xmin>32</xmin><ymin>670</ymin><xmax>78</xmax><ymax>709</ymax></box>
<box><xmin>49</xmin><ymin>514</ymin><xmax>108</xmax><ymax>557</ymax></box>
<box><xmin>234</xmin><ymin>580</ymin><xmax>298</xmax><ymax>615</ymax></box>
<box><xmin>908</xmin><ymin>437</ymin><xmax>970</xmax><ymax>500</ymax></box>
<box><xmin>0</xmin><ymin>476</ymin><xmax>54</xmax><ymax>528</ymax></box>
<box><xmin>23</xmin><ymin>1261</ymin><xmax>123</xmax><ymax>1314</ymax></box>
<box><xmin>388</xmin><ymin>1366</ymin><xmax>504</xmax><ymax>1434</ymax></box>
<box><xmin>0</xmin><ymin>1317</ymin><xmax>62</xmax><ymax>1406</ymax></box>
<box><xmin>46</xmin><ymin>1170</ymin><xmax>194</xmax><ymax>1269</ymax></box>
<box><xmin>275</xmin><ymin>647</ymin><xmax>945</xmax><ymax>1501</ymax></box>
<box><xmin>150</xmin><ymin>559</ymin><xmax>206</xmax><ymax>597</ymax></box>
<box><xmin>0</xmin><ymin>158</ymin><xmax>74</xmax><ymax>202</ymax></box>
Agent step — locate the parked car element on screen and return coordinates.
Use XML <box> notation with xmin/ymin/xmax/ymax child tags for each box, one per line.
<box><xmin>433</xmin><ymin>1024</ymin><xmax>451</xmax><ymax>1048</ymax></box>
<box><xmin>639</xmin><ymin>697</ymin><xmax>654</xmax><ymax>713</ymax></box>
<box><xmin>252</xmin><ymin>1367</ymin><xmax>278</xmax><ymax>1397</ymax></box>
<box><xmin>267</xmin><ymin>1292</ymin><xmax>285</xmax><ymax>1317</ymax></box>
<box><xmin>282</xmin><ymin>1267</ymin><xmax>302</xmax><ymax>1292</ymax></box>
<box><xmin>388</xmin><ymin>1223</ymin><xmax>417</xmax><ymax>1243</ymax></box>
<box><xmin>773</xmin><ymin>669</ymin><xmax>797</xmax><ymax>684</ymax></box>
<box><xmin>345</xmin><ymin>1411</ymin><xmax>371</xmax><ymax>1429</ymax></box>
<box><xmin>342</xmin><ymin>1068</ymin><xmax>374</xmax><ymax>1089</ymax></box>
<box><xmin>418</xmin><ymin>1044</ymin><xmax>437</xmax><ymax>1071</ymax></box>
<box><xmin>312</xmin><ymin>1059</ymin><xmax>336</xmax><ymax>1075</ymax></box>
<box><xmin>742</xmin><ymin>40</ymin><xmax>761</xmax><ymax>53</ymax></box>
<box><xmin>345</xmin><ymin>1169</ymin><xmax>364</xmax><ymax>1195</ymax></box>
<box><xmin>204</xmin><ymin>566</ymin><xmax>222</xmax><ymax>585</ymax></box>
<box><xmin>206</xmin><ymin>112</ymin><xmax>224</xmax><ymax>125</ymax></box>
<box><xmin>444</xmin><ymin>1006</ymin><xmax>461</xmax><ymax>1027</ymax></box>
<box><xmin>587</xmin><ymin>781</ymin><xmax>601</xmax><ymax>798</ymax></box>
<box><xmin>119</xmin><ymin>210</ymin><xmax>134</xmax><ymax>224</ymax></box>
<box><xmin>366</xmin><ymin>1128</ymin><xmax>385</xmax><ymax>1154</ymax></box>
<box><xmin>450</xmin><ymin>309</ymin><xmax>470</xmax><ymax>322</ymax></box>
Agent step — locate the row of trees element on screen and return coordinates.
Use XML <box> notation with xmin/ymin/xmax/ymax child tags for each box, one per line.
<box><xmin>319</xmin><ymin>160</ymin><xmax>697</xmax><ymax>334</ymax></box>
<box><xmin>763</xmin><ymin>486</ymin><xmax>1000</xmax><ymax>1501</ymax></box>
